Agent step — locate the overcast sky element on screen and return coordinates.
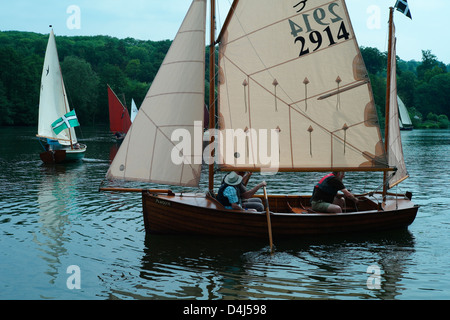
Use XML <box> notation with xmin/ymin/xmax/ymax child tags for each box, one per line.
<box><xmin>0</xmin><ymin>0</ymin><xmax>448</xmax><ymax>63</ymax></box>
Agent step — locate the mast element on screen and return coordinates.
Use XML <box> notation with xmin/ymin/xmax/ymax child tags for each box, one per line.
<box><xmin>208</xmin><ymin>0</ymin><xmax>216</xmax><ymax>191</ymax></box>
<box><xmin>54</xmin><ymin>27</ymin><xmax>74</xmax><ymax>150</ymax></box>
<box><xmin>61</xmin><ymin>78</ymin><xmax>74</xmax><ymax>150</ymax></box>
<box><xmin>383</xmin><ymin>7</ymin><xmax>395</xmax><ymax>201</ymax></box>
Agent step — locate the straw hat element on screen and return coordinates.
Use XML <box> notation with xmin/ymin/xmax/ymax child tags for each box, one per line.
<box><xmin>224</xmin><ymin>172</ymin><xmax>243</xmax><ymax>186</ymax></box>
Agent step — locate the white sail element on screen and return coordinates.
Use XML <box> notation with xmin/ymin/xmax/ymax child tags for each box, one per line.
<box><xmin>397</xmin><ymin>95</ymin><xmax>412</xmax><ymax>129</ymax></box>
<box><xmin>130</xmin><ymin>99</ymin><xmax>138</xmax><ymax>123</ymax></box>
<box><xmin>217</xmin><ymin>0</ymin><xmax>387</xmax><ymax>171</ymax></box>
<box><xmin>37</xmin><ymin>29</ymin><xmax>77</xmax><ymax>146</ymax></box>
<box><xmin>106</xmin><ymin>0</ymin><xmax>206</xmax><ymax>187</ymax></box>
<box><xmin>387</xmin><ymin>23</ymin><xmax>408</xmax><ymax>188</ymax></box>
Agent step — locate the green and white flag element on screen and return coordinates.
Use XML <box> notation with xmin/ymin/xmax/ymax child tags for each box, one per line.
<box><xmin>51</xmin><ymin>110</ymin><xmax>80</xmax><ymax>135</ymax></box>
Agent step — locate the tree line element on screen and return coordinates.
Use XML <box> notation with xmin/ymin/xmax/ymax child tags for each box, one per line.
<box><xmin>361</xmin><ymin>47</ymin><xmax>449</xmax><ymax>129</ymax></box>
<box><xmin>0</xmin><ymin>30</ymin><xmax>172</xmax><ymax>126</ymax></box>
<box><xmin>0</xmin><ymin>30</ymin><xmax>448</xmax><ymax>129</ymax></box>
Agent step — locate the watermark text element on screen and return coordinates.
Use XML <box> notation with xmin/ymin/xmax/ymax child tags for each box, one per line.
<box><xmin>67</xmin><ymin>5</ymin><xmax>81</xmax><ymax>30</ymax></box>
<box><xmin>366</xmin><ymin>264</ymin><xmax>381</xmax><ymax>290</ymax></box>
<box><xmin>171</xmin><ymin>121</ymin><xmax>280</xmax><ymax>175</ymax></box>
<box><xmin>66</xmin><ymin>265</ymin><xmax>81</xmax><ymax>289</ymax></box>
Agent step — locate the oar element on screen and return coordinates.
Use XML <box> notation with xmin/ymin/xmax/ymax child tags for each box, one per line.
<box><xmin>263</xmin><ymin>186</ymin><xmax>274</xmax><ymax>254</ymax></box>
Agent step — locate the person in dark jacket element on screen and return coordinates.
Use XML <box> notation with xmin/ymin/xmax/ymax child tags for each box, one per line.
<box><xmin>311</xmin><ymin>172</ymin><xmax>358</xmax><ymax>213</ymax></box>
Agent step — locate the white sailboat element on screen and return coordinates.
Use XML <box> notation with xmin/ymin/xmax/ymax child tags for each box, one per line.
<box><xmin>37</xmin><ymin>28</ymin><xmax>87</xmax><ymax>164</ymax></box>
<box><xmin>101</xmin><ymin>1</ymin><xmax>418</xmax><ymax>241</ymax></box>
<box><xmin>130</xmin><ymin>99</ymin><xmax>138</xmax><ymax>123</ymax></box>
<box><xmin>398</xmin><ymin>96</ymin><xmax>413</xmax><ymax>130</ymax></box>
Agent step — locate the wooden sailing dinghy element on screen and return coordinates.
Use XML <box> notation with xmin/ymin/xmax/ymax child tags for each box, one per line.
<box><xmin>37</xmin><ymin>28</ymin><xmax>87</xmax><ymax>164</ymax></box>
<box><xmin>102</xmin><ymin>1</ymin><xmax>418</xmax><ymax>239</ymax></box>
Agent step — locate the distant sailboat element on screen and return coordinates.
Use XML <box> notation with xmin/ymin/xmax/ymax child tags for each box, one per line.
<box><xmin>107</xmin><ymin>85</ymin><xmax>131</xmax><ymax>140</ymax></box>
<box><xmin>102</xmin><ymin>1</ymin><xmax>418</xmax><ymax>241</ymax></box>
<box><xmin>37</xmin><ymin>28</ymin><xmax>87</xmax><ymax>164</ymax></box>
<box><xmin>130</xmin><ymin>99</ymin><xmax>138</xmax><ymax>123</ymax></box>
<box><xmin>397</xmin><ymin>96</ymin><xmax>413</xmax><ymax>130</ymax></box>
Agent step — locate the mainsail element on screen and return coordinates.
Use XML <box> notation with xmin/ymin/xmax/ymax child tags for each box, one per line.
<box><xmin>37</xmin><ymin>29</ymin><xmax>77</xmax><ymax>146</ymax></box>
<box><xmin>217</xmin><ymin>0</ymin><xmax>387</xmax><ymax>171</ymax></box>
<box><xmin>106</xmin><ymin>0</ymin><xmax>206</xmax><ymax>187</ymax></box>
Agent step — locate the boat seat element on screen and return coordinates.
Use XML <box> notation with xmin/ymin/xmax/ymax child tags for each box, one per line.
<box><xmin>286</xmin><ymin>202</ymin><xmax>306</xmax><ymax>214</ymax></box>
<box><xmin>286</xmin><ymin>201</ymin><xmax>318</xmax><ymax>214</ymax></box>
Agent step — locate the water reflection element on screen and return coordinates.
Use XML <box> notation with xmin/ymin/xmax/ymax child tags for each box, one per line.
<box><xmin>35</xmin><ymin>163</ymin><xmax>87</xmax><ymax>285</ymax></box>
<box><xmin>1</xmin><ymin>127</ymin><xmax>449</xmax><ymax>300</ymax></box>
<box><xmin>124</xmin><ymin>230</ymin><xmax>416</xmax><ymax>300</ymax></box>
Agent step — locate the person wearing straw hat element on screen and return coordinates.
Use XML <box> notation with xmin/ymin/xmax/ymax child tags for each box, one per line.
<box><xmin>217</xmin><ymin>172</ymin><xmax>266</xmax><ymax>211</ymax></box>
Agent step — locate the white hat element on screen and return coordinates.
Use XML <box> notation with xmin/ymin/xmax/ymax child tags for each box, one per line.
<box><xmin>224</xmin><ymin>172</ymin><xmax>243</xmax><ymax>186</ymax></box>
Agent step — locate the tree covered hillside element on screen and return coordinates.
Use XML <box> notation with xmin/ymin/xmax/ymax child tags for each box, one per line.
<box><xmin>361</xmin><ymin>47</ymin><xmax>449</xmax><ymax>129</ymax></box>
<box><xmin>0</xmin><ymin>30</ymin><xmax>448</xmax><ymax>128</ymax></box>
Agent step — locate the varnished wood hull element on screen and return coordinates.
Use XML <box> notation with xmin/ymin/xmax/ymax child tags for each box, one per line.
<box><xmin>141</xmin><ymin>191</ymin><xmax>418</xmax><ymax>238</ymax></box>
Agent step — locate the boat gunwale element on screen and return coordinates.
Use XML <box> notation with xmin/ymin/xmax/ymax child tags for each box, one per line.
<box><xmin>66</xmin><ymin>144</ymin><xmax>87</xmax><ymax>154</ymax></box>
<box><xmin>143</xmin><ymin>190</ymin><xmax>417</xmax><ymax>218</ymax></box>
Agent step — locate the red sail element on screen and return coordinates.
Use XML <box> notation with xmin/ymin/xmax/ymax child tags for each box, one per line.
<box><xmin>108</xmin><ymin>85</ymin><xmax>131</xmax><ymax>134</ymax></box>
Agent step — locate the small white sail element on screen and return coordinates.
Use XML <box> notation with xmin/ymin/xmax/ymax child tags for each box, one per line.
<box><xmin>130</xmin><ymin>99</ymin><xmax>138</xmax><ymax>123</ymax></box>
<box><xmin>397</xmin><ymin>95</ymin><xmax>412</xmax><ymax>129</ymax></box>
<box><xmin>218</xmin><ymin>0</ymin><xmax>387</xmax><ymax>171</ymax></box>
<box><xmin>106</xmin><ymin>0</ymin><xmax>206</xmax><ymax>187</ymax></box>
<box><xmin>37</xmin><ymin>29</ymin><xmax>77</xmax><ymax>146</ymax></box>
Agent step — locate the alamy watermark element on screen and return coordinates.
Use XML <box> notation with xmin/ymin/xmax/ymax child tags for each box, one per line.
<box><xmin>366</xmin><ymin>5</ymin><xmax>381</xmax><ymax>30</ymax></box>
<box><xmin>171</xmin><ymin>121</ymin><xmax>280</xmax><ymax>175</ymax></box>
<box><xmin>366</xmin><ymin>264</ymin><xmax>381</xmax><ymax>290</ymax></box>
<box><xmin>67</xmin><ymin>5</ymin><xmax>81</xmax><ymax>30</ymax></box>
<box><xmin>64</xmin><ymin>3</ymin><xmax>382</xmax><ymax>31</ymax></box>
<box><xmin>66</xmin><ymin>265</ymin><xmax>81</xmax><ymax>289</ymax></box>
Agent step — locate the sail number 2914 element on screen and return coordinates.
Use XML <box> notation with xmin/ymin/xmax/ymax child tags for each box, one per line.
<box><xmin>289</xmin><ymin>2</ymin><xmax>350</xmax><ymax>56</ymax></box>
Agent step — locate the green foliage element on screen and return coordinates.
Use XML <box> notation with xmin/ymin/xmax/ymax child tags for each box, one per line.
<box><xmin>414</xmin><ymin>73</ymin><xmax>450</xmax><ymax>120</ymax></box>
<box><xmin>420</xmin><ymin>113</ymin><xmax>449</xmax><ymax>129</ymax></box>
<box><xmin>0</xmin><ymin>44</ymin><xmax>41</xmax><ymax>125</ymax></box>
<box><xmin>61</xmin><ymin>56</ymin><xmax>100</xmax><ymax>125</ymax></box>
<box><xmin>360</xmin><ymin>46</ymin><xmax>449</xmax><ymax>129</ymax></box>
<box><xmin>438</xmin><ymin>115</ymin><xmax>450</xmax><ymax>129</ymax></box>
<box><xmin>360</xmin><ymin>46</ymin><xmax>386</xmax><ymax>74</ymax></box>
<box><xmin>0</xmin><ymin>31</ymin><xmax>170</xmax><ymax>126</ymax></box>
<box><xmin>0</xmin><ymin>79</ymin><xmax>13</xmax><ymax>125</ymax></box>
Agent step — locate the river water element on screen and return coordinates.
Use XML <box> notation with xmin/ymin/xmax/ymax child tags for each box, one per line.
<box><xmin>0</xmin><ymin>126</ymin><xmax>449</xmax><ymax>300</ymax></box>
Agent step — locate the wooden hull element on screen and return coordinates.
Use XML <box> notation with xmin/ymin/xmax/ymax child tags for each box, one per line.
<box><xmin>142</xmin><ymin>191</ymin><xmax>418</xmax><ymax>238</ymax></box>
<box><xmin>40</xmin><ymin>144</ymin><xmax>87</xmax><ymax>164</ymax></box>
